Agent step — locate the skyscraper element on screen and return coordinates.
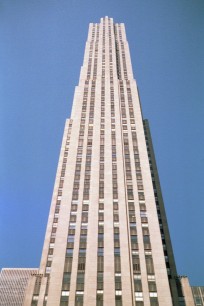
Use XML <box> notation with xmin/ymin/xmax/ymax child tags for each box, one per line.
<box><xmin>23</xmin><ymin>16</ymin><xmax>182</xmax><ymax>306</ymax></box>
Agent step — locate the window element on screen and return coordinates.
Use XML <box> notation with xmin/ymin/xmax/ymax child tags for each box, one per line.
<box><xmin>148</xmin><ymin>282</ymin><xmax>157</xmax><ymax>292</ymax></box>
<box><xmin>98</xmin><ymin>226</ymin><xmax>104</xmax><ymax>234</ymax></box>
<box><xmin>70</xmin><ymin>214</ymin><xmax>77</xmax><ymax>222</ymax></box>
<box><xmin>67</xmin><ymin>235</ymin><xmax>75</xmax><ymax>243</ymax></box>
<box><xmin>79</xmin><ymin>249</ymin><xmax>86</xmax><ymax>257</ymax></box>
<box><xmin>66</xmin><ymin>249</ymin><xmax>73</xmax><ymax>257</ymax></box>
<box><xmin>150</xmin><ymin>297</ymin><xmax>159</xmax><ymax>306</ymax></box>
<box><xmin>140</xmin><ymin>204</ymin><xmax>146</xmax><ymax>211</ymax></box>
<box><xmin>114</xmin><ymin>213</ymin><xmax>119</xmax><ymax>222</ymax></box>
<box><xmin>75</xmin><ymin>294</ymin><xmax>84</xmax><ymax>306</ymax></box>
<box><xmin>134</xmin><ymin>279</ymin><xmax>142</xmax><ymax>292</ymax></box>
<box><xmin>115</xmin><ymin>256</ymin><xmax>121</xmax><ymax>273</ymax></box>
<box><xmin>76</xmin><ymin>273</ymin><xmax>85</xmax><ymax>291</ymax></box>
<box><xmin>78</xmin><ymin>257</ymin><xmax>86</xmax><ymax>272</ymax></box>
<box><xmin>115</xmin><ymin>275</ymin><xmax>122</xmax><ymax>290</ymax></box>
<box><xmin>114</xmin><ymin>248</ymin><xmax>120</xmax><ymax>256</ymax></box>
<box><xmin>96</xmin><ymin>293</ymin><xmax>103</xmax><ymax>306</ymax></box>
<box><xmin>98</xmin><ymin>248</ymin><xmax>104</xmax><ymax>256</ymax></box>
<box><xmin>132</xmin><ymin>256</ymin><xmax>140</xmax><ymax>273</ymax></box>
<box><xmin>97</xmin><ymin>256</ymin><xmax>104</xmax><ymax>272</ymax></box>
<box><xmin>131</xmin><ymin>236</ymin><xmax>138</xmax><ymax>250</ymax></box>
<box><xmin>135</xmin><ymin>302</ymin><xmax>144</xmax><ymax>306</ymax></box>
<box><xmin>142</xmin><ymin>227</ymin><xmax>149</xmax><ymax>235</ymax></box>
<box><xmin>146</xmin><ymin>256</ymin><xmax>154</xmax><ymax>274</ymax></box>
<box><xmin>115</xmin><ymin>293</ymin><xmax>122</xmax><ymax>306</ymax></box>
<box><xmin>64</xmin><ymin>257</ymin><xmax>72</xmax><ymax>272</ymax></box>
<box><xmin>62</xmin><ymin>272</ymin><xmax>71</xmax><ymax>291</ymax></box>
<box><xmin>97</xmin><ymin>272</ymin><xmax>103</xmax><ymax>290</ymax></box>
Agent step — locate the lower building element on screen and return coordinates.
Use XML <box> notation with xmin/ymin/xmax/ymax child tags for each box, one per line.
<box><xmin>0</xmin><ymin>268</ymin><xmax>38</xmax><ymax>306</ymax></box>
<box><xmin>191</xmin><ymin>287</ymin><xmax>204</xmax><ymax>306</ymax></box>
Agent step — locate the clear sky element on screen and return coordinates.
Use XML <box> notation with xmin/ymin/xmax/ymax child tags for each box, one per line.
<box><xmin>0</xmin><ymin>0</ymin><xmax>204</xmax><ymax>285</ymax></box>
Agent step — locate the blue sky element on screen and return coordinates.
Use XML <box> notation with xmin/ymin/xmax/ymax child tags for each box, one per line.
<box><xmin>0</xmin><ymin>0</ymin><xmax>204</xmax><ymax>285</ymax></box>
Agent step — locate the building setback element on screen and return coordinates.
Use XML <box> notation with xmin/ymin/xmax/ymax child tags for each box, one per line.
<box><xmin>21</xmin><ymin>16</ymin><xmax>190</xmax><ymax>306</ymax></box>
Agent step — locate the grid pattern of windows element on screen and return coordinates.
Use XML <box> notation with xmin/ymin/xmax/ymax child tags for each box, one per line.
<box><xmin>97</xmin><ymin>73</ymin><xmax>105</xmax><ymax>304</ymax></box>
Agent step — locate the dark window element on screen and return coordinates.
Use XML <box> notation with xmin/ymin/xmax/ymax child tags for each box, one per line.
<box><xmin>64</xmin><ymin>257</ymin><xmax>72</xmax><ymax>272</ymax></box>
<box><xmin>146</xmin><ymin>256</ymin><xmax>154</xmax><ymax>274</ymax></box>
<box><xmin>150</xmin><ymin>297</ymin><xmax>159</xmax><ymax>306</ymax></box>
<box><xmin>132</xmin><ymin>256</ymin><xmax>140</xmax><ymax>273</ymax></box>
<box><xmin>78</xmin><ymin>257</ymin><xmax>86</xmax><ymax>272</ymax></box>
<box><xmin>97</xmin><ymin>256</ymin><xmax>104</xmax><ymax>272</ymax></box>
<box><xmin>76</xmin><ymin>273</ymin><xmax>85</xmax><ymax>291</ymax></box>
<box><xmin>75</xmin><ymin>295</ymin><xmax>83</xmax><ymax>306</ymax></box>
<box><xmin>134</xmin><ymin>279</ymin><xmax>142</xmax><ymax>292</ymax></box>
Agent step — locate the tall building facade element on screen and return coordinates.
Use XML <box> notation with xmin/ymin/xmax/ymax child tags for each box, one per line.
<box><xmin>23</xmin><ymin>17</ymin><xmax>182</xmax><ymax>306</ymax></box>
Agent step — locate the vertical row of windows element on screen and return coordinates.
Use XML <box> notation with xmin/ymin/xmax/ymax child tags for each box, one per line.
<box><xmin>93</xmin><ymin>25</ymin><xmax>99</xmax><ymax>80</ymax></box>
<box><xmin>96</xmin><ymin>76</ymin><xmax>105</xmax><ymax>306</ymax></box>
<box><xmin>75</xmin><ymin>81</ymin><xmax>96</xmax><ymax>306</ymax></box>
<box><xmin>96</xmin><ymin>21</ymin><xmax>106</xmax><ymax>302</ymax></box>
<box><xmin>114</xmin><ymin>25</ymin><xmax>128</xmax><ymax>81</ymax></box>
<box><xmin>87</xmin><ymin>24</ymin><xmax>99</xmax><ymax>80</ymax></box>
<box><xmin>112</xmin><ymin>129</ymin><xmax>122</xmax><ymax>306</ymax></box>
<box><xmin>97</xmin><ymin>199</ymin><xmax>104</xmax><ymax>305</ymax></box>
<box><xmin>120</xmin><ymin>86</ymin><xmax>143</xmax><ymax>306</ymax></box>
<box><xmin>120</xmin><ymin>41</ymin><xmax>128</xmax><ymax>80</ymax></box>
<box><xmin>124</xmin><ymin>83</ymin><xmax>159</xmax><ymax>306</ymax></box>
<box><xmin>109</xmin><ymin>57</ymin><xmax>123</xmax><ymax>304</ymax></box>
<box><xmin>101</xmin><ymin>18</ymin><xmax>115</xmax><ymax>81</ymax></box>
<box><xmin>117</xmin><ymin>25</ymin><xmax>128</xmax><ymax>80</ymax></box>
<box><xmin>31</xmin><ymin>274</ymin><xmax>44</xmax><ymax>305</ymax></box>
<box><xmin>101</xmin><ymin>21</ymin><xmax>106</xmax><ymax>79</ymax></box>
<box><xmin>108</xmin><ymin>19</ymin><xmax>114</xmax><ymax>83</ymax></box>
<box><xmin>42</xmin><ymin>121</ymin><xmax>73</xmax><ymax>304</ymax></box>
<box><xmin>60</xmin><ymin>83</ymin><xmax>90</xmax><ymax>305</ymax></box>
<box><xmin>114</xmin><ymin>25</ymin><xmax>122</xmax><ymax>80</ymax></box>
<box><xmin>45</xmin><ymin>121</ymin><xmax>72</xmax><ymax>276</ymax></box>
<box><xmin>87</xmin><ymin>40</ymin><xmax>93</xmax><ymax>79</ymax></box>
